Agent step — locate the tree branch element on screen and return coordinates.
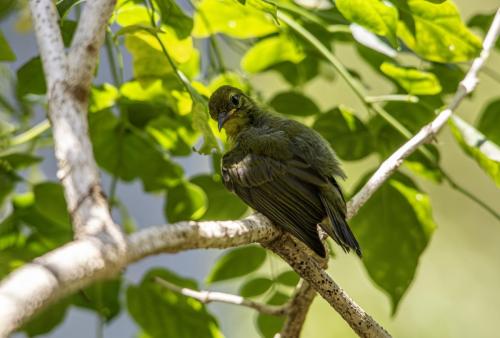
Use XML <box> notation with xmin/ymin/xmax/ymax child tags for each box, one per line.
<box><xmin>154</xmin><ymin>277</ymin><xmax>289</xmax><ymax>316</ymax></box>
<box><xmin>1</xmin><ymin>4</ymin><xmax>498</xmax><ymax>338</ymax></box>
<box><xmin>278</xmin><ymin>281</ymin><xmax>317</xmax><ymax>338</ymax></box>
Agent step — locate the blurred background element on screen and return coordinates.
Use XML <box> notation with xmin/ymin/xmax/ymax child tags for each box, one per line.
<box><xmin>1</xmin><ymin>0</ymin><xmax>500</xmax><ymax>337</ymax></box>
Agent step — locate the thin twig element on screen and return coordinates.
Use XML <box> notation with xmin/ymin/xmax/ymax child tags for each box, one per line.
<box><xmin>154</xmin><ymin>277</ymin><xmax>289</xmax><ymax>316</ymax></box>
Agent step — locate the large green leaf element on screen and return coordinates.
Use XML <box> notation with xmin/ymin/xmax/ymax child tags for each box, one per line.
<box><xmin>146</xmin><ymin>115</ymin><xmax>197</xmax><ymax>156</ymax></box>
<box><xmin>73</xmin><ymin>279</ymin><xmax>122</xmax><ymax>322</ymax></box>
<box><xmin>127</xmin><ymin>268</ymin><xmax>223</xmax><ymax>338</ymax></box>
<box><xmin>395</xmin><ymin>0</ymin><xmax>481</xmax><ymax>62</ymax></box>
<box><xmin>313</xmin><ymin>106</ymin><xmax>374</xmax><ymax>161</ymax></box>
<box><xmin>468</xmin><ymin>12</ymin><xmax>500</xmax><ymax>50</ymax></box>
<box><xmin>0</xmin><ymin>31</ymin><xmax>15</xmax><ymax>61</ymax></box>
<box><xmin>336</xmin><ymin>0</ymin><xmax>398</xmax><ymax>47</ymax></box>
<box><xmin>241</xmin><ymin>35</ymin><xmax>305</xmax><ymax>74</ymax></box>
<box><xmin>33</xmin><ymin>183</ymin><xmax>71</xmax><ymax>229</ymax></box>
<box><xmin>155</xmin><ymin>0</ymin><xmax>193</xmax><ymax>39</ymax></box>
<box><xmin>477</xmin><ymin>99</ymin><xmax>500</xmax><ymax>146</ymax></box>
<box><xmin>351</xmin><ymin>172</ymin><xmax>437</xmax><ymax>313</ymax></box>
<box><xmin>450</xmin><ymin>116</ymin><xmax>500</xmax><ymax>187</ymax></box>
<box><xmin>256</xmin><ymin>291</ymin><xmax>288</xmax><ymax>338</ymax></box>
<box><xmin>190</xmin><ymin>174</ymin><xmax>248</xmax><ymax>221</ymax></box>
<box><xmin>269</xmin><ymin>91</ymin><xmax>320</xmax><ymax>116</ymax></box>
<box><xmin>165</xmin><ymin>180</ymin><xmax>208</xmax><ymax>222</ymax></box>
<box><xmin>206</xmin><ymin>246</ymin><xmax>267</xmax><ymax>284</ymax></box>
<box><xmin>193</xmin><ymin>0</ymin><xmax>278</xmax><ymax>38</ymax></box>
<box><xmin>275</xmin><ymin>270</ymin><xmax>300</xmax><ymax>287</ymax></box>
<box><xmin>380</xmin><ymin>62</ymin><xmax>442</xmax><ymax>95</ymax></box>
<box><xmin>89</xmin><ymin>110</ymin><xmax>183</xmax><ymax>191</ymax></box>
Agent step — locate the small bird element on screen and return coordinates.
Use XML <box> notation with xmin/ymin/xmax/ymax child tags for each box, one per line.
<box><xmin>208</xmin><ymin>85</ymin><xmax>361</xmax><ymax>258</ymax></box>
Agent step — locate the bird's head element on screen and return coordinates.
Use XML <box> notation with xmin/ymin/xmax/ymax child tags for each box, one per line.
<box><xmin>208</xmin><ymin>85</ymin><xmax>255</xmax><ymax>137</ymax></box>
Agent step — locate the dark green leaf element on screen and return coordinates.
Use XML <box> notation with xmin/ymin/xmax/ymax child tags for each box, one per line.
<box><xmin>22</xmin><ymin>298</ymin><xmax>70</xmax><ymax>337</ymax></box>
<box><xmin>239</xmin><ymin>277</ymin><xmax>273</xmax><ymax>297</ymax></box>
<box><xmin>313</xmin><ymin>106</ymin><xmax>374</xmax><ymax>161</ymax></box>
<box><xmin>395</xmin><ymin>0</ymin><xmax>482</xmax><ymax>62</ymax></box>
<box><xmin>351</xmin><ymin>172</ymin><xmax>437</xmax><ymax>313</ymax></box>
<box><xmin>33</xmin><ymin>182</ymin><xmax>71</xmax><ymax>229</ymax></box>
<box><xmin>89</xmin><ymin>110</ymin><xmax>184</xmax><ymax>191</ymax></box>
<box><xmin>73</xmin><ymin>279</ymin><xmax>122</xmax><ymax>322</ymax></box>
<box><xmin>190</xmin><ymin>174</ymin><xmax>248</xmax><ymax>220</ymax></box>
<box><xmin>468</xmin><ymin>12</ymin><xmax>500</xmax><ymax>50</ymax></box>
<box><xmin>206</xmin><ymin>246</ymin><xmax>267</xmax><ymax>283</ymax></box>
<box><xmin>155</xmin><ymin>0</ymin><xmax>194</xmax><ymax>39</ymax></box>
<box><xmin>275</xmin><ymin>271</ymin><xmax>299</xmax><ymax>287</ymax></box>
<box><xmin>60</xmin><ymin>20</ymin><xmax>77</xmax><ymax>47</ymax></box>
<box><xmin>269</xmin><ymin>91</ymin><xmax>320</xmax><ymax>116</ymax></box>
<box><xmin>17</xmin><ymin>57</ymin><xmax>46</xmax><ymax>96</ymax></box>
<box><xmin>0</xmin><ymin>31</ymin><xmax>15</xmax><ymax>61</ymax></box>
<box><xmin>477</xmin><ymin>99</ymin><xmax>500</xmax><ymax>146</ymax></box>
<box><xmin>450</xmin><ymin>116</ymin><xmax>500</xmax><ymax>187</ymax></box>
<box><xmin>256</xmin><ymin>291</ymin><xmax>288</xmax><ymax>338</ymax></box>
<box><xmin>271</xmin><ymin>57</ymin><xmax>319</xmax><ymax>87</ymax></box>
<box><xmin>380</xmin><ymin>62</ymin><xmax>442</xmax><ymax>95</ymax></box>
<box><xmin>165</xmin><ymin>180</ymin><xmax>208</xmax><ymax>222</ymax></box>
<box><xmin>127</xmin><ymin>268</ymin><xmax>223</xmax><ymax>338</ymax></box>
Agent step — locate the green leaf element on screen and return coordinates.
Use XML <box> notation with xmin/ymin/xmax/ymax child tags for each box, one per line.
<box><xmin>239</xmin><ymin>277</ymin><xmax>273</xmax><ymax>297</ymax></box>
<box><xmin>351</xmin><ymin>172</ymin><xmax>437</xmax><ymax>313</ymax></box>
<box><xmin>193</xmin><ymin>0</ymin><xmax>278</xmax><ymax>38</ymax></box>
<box><xmin>0</xmin><ymin>31</ymin><xmax>15</xmax><ymax>61</ymax></box>
<box><xmin>256</xmin><ymin>291</ymin><xmax>288</xmax><ymax>338</ymax></box>
<box><xmin>73</xmin><ymin>279</ymin><xmax>122</xmax><ymax>322</ymax></box>
<box><xmin>16</xmin><ymin>57</ymin><xmax>46</xmax><ymax>96</ymax></box>
<box><xmin>207</xmin><ymin>72</ymin><xmax>250</xmax><ymax>94</ymax></box>
<box><xmin>395</xmin><ymin>0</ymin><xmax>482</xmax><ymax>62</ymax></box>
<box><xmin>22</xmin><ymin>298</ymin><xmax>70</xmax><ymax>337</ymax></box>
<box><xmin>336</xmin><ymin>0</ymin><xmax>398</xmax><ymax>47</ymax></box>
<box><xmin>241</xmin><ymin>35</ymin><xmax>305</xmax><ymax>74</ymax></box>
<box><xmin>468</xmin><ymin>12</ymin><xmax>500</xmax><ymax>50</ymax></box>
<box><xmin>206</xmin><ymin>246</ymin><xmax>267</xmax><ymax>283</ymax></box>
<box><xmin>190</xmin><ymin>174</ymin><xmax>248</xmax><ymax>220</ymax></box>
<box><xmin>127</xmin><ymin>268</ymin><xmax>223</xmax><ymax>338</ymax></box>
<box><xmin>313</xmin><ymin>106</ymin><xmax>374</xmax><ymax>161</ymax></box>
<box><xmin>380</xmin><ymin>62</ymin><xmax>442</xmax><ymax>95</ymax></box>
<box><xmin>60</xmin><ymin>19</ymin><xmax>77</xmax><ymax>47</ymax></box>
<box><xmin>155</xmin><ymin>0</ymin><xmax>194</xmax><ymax>39</ymax></box>
<box><xmin>450</xmin><ymin>116</ymin><xmax>500</xmax><ymax>187</ymax></box>
<box><xmin>89</xmin><ymin>110</ymin><xmax>184</xmax><ymax>191</ymax></box>
<box><xmin>269</xmin><ymin>91</ymin><xmax>320</xmax><ymax>116</ymax></box>
<box><xmin>146</xmin><ymin>115</ymin><xmax>197</xmax><ymax>156</ymax></box>
<box><xmin>191</xmin><ymin>97</ymin><xmax>219</xmax><ymax>154</ymax></box>
<box><xmin>275</xmin><ymin>271</ymin><xmax>299</xmax><ymax>287</ymax></box>
<box><xmin>477</xmin><ymin>99</ymin><xmax>500</xmax><ymax>146</ymax></box>
<box><xmin>165</xmin><ymin>180</ymin><xmax>208</xmax><ymax>222</ymax></box>
<box><xmin>33</xmin><ymin>182</ymin><xmax>71</xmax><ymax>229</ymax></box>
<box><xmin>90</xmin><ymin>83</ymin><xmax>119</xmax><ymax>112</ymax></box>
<box><xmin>271</xmin><ymin>57</ymin><xmax>319</xmax><ymax>87</ymax></box>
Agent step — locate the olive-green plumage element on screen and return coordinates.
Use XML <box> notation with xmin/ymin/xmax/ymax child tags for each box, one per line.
<box><xmin>209</xmin><ymin>85</ymin><xmax>361</xmax><ymax>258</ymax></box>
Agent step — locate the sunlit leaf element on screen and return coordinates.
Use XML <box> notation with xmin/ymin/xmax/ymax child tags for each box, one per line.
<box><xmin>395</xmin><ymin>0</ymin><xmax>481</xmax><ymax>62</ymax></box>
<box><xmin>206</xmin><ymin>246</ymin><xmax>267</xmax><ymax>283</ymax></box>
<box><xmin>241</xmin><ymin>35</ymin><xmax>305</xmax><ymax>74</ymax></box>
<box><xmin>336</xmin><ymin>0</ymin><xmax>398</xmax><ymax>47</ymax></box>
<box><xmin>351</xmin><ymin>172</ymin><xmax>437</xmax><ymax>313</ymax></box>
<box><xmin>90</xmin><ymin>83</ymin><xmax>119</xmax><ymax>112</ymax></box>
<box><xmin>193</xmin><ymin>0</ymin><xmax>278</xmax><ymax>38</ymax></box>
<box><xmin>380</xmin><ymin>62</ymin><xmax>442</xmax><ymax>95</ymax></box>
<box><xmin>155</xmin><ymin>0</ymin><xmax>193</xmax><ymax>39</ymax></box>
<box><xmin>450</xmin><ymin>116</ymin><xmax>500</xmax><ymax>187</ymax></box>
<box><xmin>191</xmin><ymin>97</ymin><xmax>219</xmax><ymax>154</ymax></box>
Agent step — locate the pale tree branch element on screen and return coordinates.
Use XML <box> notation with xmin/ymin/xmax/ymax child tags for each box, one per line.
<box><xmin>0</xmin><ymin>4</ymin><xmax>498</xmax><ymax>338</ymax></box>
<box><xmin>277</xmin><ymin>281</ymin><xmax>317</xmax><ymax>338</ymax></box>
<box><xmin>154</xmin><ymin>277</ymin><xmax>289</xmax><ymax>316</ymax></box>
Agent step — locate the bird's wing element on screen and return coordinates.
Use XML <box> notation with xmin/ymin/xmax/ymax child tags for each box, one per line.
<box><xmin>222</xmin><ymin>152</ymin><xmax>329</xmax><ymax>256</ymax></box>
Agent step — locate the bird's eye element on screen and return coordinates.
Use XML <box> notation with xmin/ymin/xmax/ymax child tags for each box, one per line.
<box><xmin>230</xmin><ymin>94</ymin><xmax>240</xmax><ymax>106</ymax></box>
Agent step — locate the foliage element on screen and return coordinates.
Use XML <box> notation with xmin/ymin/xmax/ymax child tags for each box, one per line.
<box><xmin>0</xmin><ymin>0</ymin><xmax>499</xmax><ymax>336</ymax></box>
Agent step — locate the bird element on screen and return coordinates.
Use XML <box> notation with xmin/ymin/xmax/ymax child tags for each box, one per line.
<box><xmin>208</xmin><ymin>85</ymin><xmax>361</xmax><ymax>258</ymax></box>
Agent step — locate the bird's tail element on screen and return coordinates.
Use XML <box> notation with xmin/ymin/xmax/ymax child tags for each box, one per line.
<box><xmin>319</xmin><ymin>185</ymin><xmax>362</xmax><ymax>257</ymax></box>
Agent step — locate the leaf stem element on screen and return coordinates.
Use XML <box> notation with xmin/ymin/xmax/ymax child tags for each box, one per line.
<box><xmin>105</xmin><ymin>30</ymin><xmax>122</xmax><ymax>86</ymax></box>
<box><xmin>10</xmin><ymin>119</ymin><xmax>50</xmax><ymax>146</ymax></box>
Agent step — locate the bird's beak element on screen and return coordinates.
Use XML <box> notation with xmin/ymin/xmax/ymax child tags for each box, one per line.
<box><xmin>217</xmin><ymin>109</ymin><xmax>236</xmax><ymax>131</ymax></box>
